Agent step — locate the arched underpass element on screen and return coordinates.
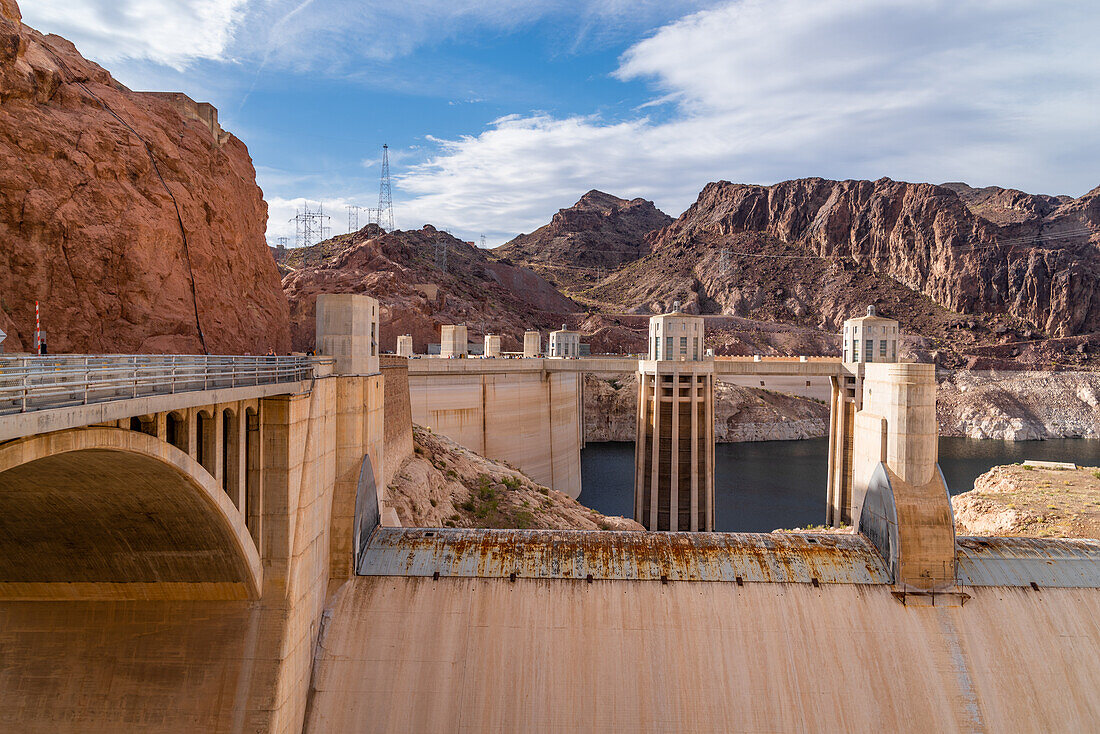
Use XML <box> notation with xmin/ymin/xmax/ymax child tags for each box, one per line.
<box><xmin>0</xmin><ymin>429</ymin><xmax>281</xmax><ymax>732</ymax></box>
<box><xmin>0</xmin><ymin>428</ymin><xmax>261</xmax><ymax>600</ymax></box>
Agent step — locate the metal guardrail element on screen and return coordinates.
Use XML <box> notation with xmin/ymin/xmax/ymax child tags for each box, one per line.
<box><xmin>0</xmin><ymin>355</ymin><xmax>331</xmax><ymax>416</ymax></box>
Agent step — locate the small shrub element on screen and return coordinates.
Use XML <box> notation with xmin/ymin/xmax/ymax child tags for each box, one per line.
<box><xmin>1023</xmin><ymin>465</ymin><xmax>1034</xmax><ymax>471</ymax></box>
<box><xmin>1092</xmin><ymin>470</ymin><xmax>1100</xmax><ymax>480</ymax></box>
<box><xmin>429</xmin><ymin>498</ymin><xmax>437</xmax><ymax>507</ymax></box>
<box><xmin>539</xmin><ymin>487</ymin><xmax>549</xmax><ymax>496</ymax></box>
<box><xmin>513</xmin><ymin>511</ymin><xmax>535</xmax><ymax>529</ymax></box>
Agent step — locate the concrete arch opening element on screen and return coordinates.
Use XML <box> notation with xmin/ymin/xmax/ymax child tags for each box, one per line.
<box><xmin>0</xmin><ymin>428</ymin><xmax>262</xmax><ymax>600</ymax></box>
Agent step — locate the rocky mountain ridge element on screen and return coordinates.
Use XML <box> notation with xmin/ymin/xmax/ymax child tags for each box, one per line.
<box><xmin>495</xmin><ymin>190</ymin><xmax>672</xmax><ymax>272</ymax></box>
<box><xmin>277</xmin><ymin>224</ymin><xmax>577</xmax><ymax>353</ymax></box>
<box><xmin>614</xmin><ymin>177</ymin><xmax>1100</xmax><ymax>337</ymax></box>
<box><xmin>0</xmin><ymin>0</ymin><xmax>290</xmax><ymax>353</ymax></box>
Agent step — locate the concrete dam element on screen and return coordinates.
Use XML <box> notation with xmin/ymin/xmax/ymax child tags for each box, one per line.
<box><xmin>2</xmin><ymin>295</ymin><xmax>1100</xmax><ymax>733</ymax></box>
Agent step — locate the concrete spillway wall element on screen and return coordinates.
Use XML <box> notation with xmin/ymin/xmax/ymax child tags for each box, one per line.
<box><xmin>408</xmin><ymin>363</ymin><xmax>583</xmax><ymax>498</ymax></box>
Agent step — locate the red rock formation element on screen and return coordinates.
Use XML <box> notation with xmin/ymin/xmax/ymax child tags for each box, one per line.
<box><xmin>495</xmin><ymin>190</ymin><xmax>672</xmax><ymax>270</ymax></box>
<box><xmin>0</xmin><ymin>1</ymin><xmax>290</xmax><ymax>354</ymax></box>
<box><xmin>279</xmin><ymin>225</ymin><xmax>578</xmax><ymax>353</ymax></box>
<box><xmin>641</xmin><ymin>178</ymin><xmax>1100</xmax><ymax>337</ymax></box>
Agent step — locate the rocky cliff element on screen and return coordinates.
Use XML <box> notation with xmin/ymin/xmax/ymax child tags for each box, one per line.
<box><xmin>495</xmin><ymin>190</ymin><xmax>672</xmax><ymax>271</ymax></box>
<box><xmin>938</xmin><ymin>369</ymin><xmax>1100</xmax><ymax>440</ymax></box>
<box><xmin>597</xmin><ymin>177</ymin><xmax>1100</xmax><ymax>340</ymax></box>
<box><xmin>278</xmin><ymin>224</ymin><xmax>577</xmax><ymax>353</ymax></box>
<box><xmin>0</xmin><ymin>1</ymin><xmax>290</xmax><ymax>354</ymax></box>
<box><xmin>584</xmin><ymin>373</ymin><xmax>829</xmax><ymax>443</ymax></box>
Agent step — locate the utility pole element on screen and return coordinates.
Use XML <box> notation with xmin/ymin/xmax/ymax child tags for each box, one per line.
<box><xmin>377</xmin><ymin>144</ymin><xmax>395</xmax><ymax>232</ymax></box>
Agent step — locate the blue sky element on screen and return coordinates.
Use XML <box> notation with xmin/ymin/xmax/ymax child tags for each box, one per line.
<box><xmin>21</xmin><ymin>0</ymin><xmax>1100</xmax><ymax>247</ymax></box>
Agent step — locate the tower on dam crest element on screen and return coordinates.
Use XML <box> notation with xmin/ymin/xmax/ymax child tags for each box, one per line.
<box><xmin>549</xmin><ymin>324</ymin><xmax>580</xmax><ymax>358</ymax></box>
<box><xmin>828</xmin><ymin>305</ymin><xmax>902</xmax><ymax>526</ymax></box>
<box><xmin>634</xmin><ymin>304</ymin><xmax>715</xmax><ymax>531</ymax></box>
<box><xmin>523</xmin><ymin>329</ymin><xmax>542</xmax><ymax>357</ymax></box>
<box><xmin>440</xmin><ymin>324</ymin><xmax>468</xmax><ymax>358</ymax></box>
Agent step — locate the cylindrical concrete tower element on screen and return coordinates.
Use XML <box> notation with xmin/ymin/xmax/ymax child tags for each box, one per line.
<box><xmin>634</xmin><ymin>307</ymin><xmax>715</xmax><ymax>531</ymax></box>
<box><xmin>827</xmin><ymin>305</ymin><xmax>902</xmax><ymax>527</ymax></box>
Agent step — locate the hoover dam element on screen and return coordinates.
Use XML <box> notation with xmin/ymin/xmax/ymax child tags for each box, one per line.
<box><xmin>3</xmin><ymin>294</ymin><xmax>1100</xmax><ymax>732</ymax></box>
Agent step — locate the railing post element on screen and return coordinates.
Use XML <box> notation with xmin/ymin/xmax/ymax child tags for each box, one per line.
<box><xmin>83</xmin><ymin>356</ymin><xmax>89</xmax><ymax>405</ymax></box>
<box><xmin>21</xmin><ymin>369</ymin><xmax>27</xmax><ymax>413</ymax></box>
<box><xmin>132</xmin><ymin>355</ymin><xmax>138</xmax><ymax>398</ymax></box>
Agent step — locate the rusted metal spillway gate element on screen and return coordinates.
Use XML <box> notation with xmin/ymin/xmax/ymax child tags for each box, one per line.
<box><xmin>357</xmin><ymin>528</ymin><xmax>1100</xmax><ymax>589</ymax></box>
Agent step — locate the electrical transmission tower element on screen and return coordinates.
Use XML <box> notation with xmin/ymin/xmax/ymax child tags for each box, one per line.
<box><xmin>276</xmin><ymin>237</ymin><xmax>288</xmax><ymax>249</ymax></box>
<box><xmin>480</xmin><ymin>234</ymin><xmax>487</xmax><ymax>248</ymax></box>
<box><xmin>377</xmin><ymin>144</ymin><xmax>395</xmax><ymax>232</ymax></box>
<box><xmin>347</xmin><ymin>205</ymin><xmax>361</xmax><ymax>233</ymax></box>
<box><xmin>720</xmin><ymin>248</ymin><xmax>732</xmax><ymax>273</ymax></box>
<box><xmin>435</xmin><ymin>240</ymin><xmax>447</xmax><ymax>273</ymax></box>
<box><xmin>289</xmin><ymin>202</ymin><xmax>331</xmax><ymax>248</ymax></box>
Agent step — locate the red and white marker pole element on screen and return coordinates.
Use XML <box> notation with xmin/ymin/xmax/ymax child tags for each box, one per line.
<box><xmin>34</xmin><ymin>300</ymin><xmax>40</xmax><ymax>354</ymax></box>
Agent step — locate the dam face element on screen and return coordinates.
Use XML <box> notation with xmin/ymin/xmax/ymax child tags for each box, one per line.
<box><xmin>407</xmin><ymin>360</ymin><xmax>585</xmax><ymax>498</ymax></box>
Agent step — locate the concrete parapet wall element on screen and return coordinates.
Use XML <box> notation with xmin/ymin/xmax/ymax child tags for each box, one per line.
<box><xmin>408</xmin><ymin>369</ymin><xmax>582</xmax><ymax>497</ymax></box>
<box><xmin>380</xmin><ymin>356</ymin><xmax>413</xmax><ymax>490</ymax></box>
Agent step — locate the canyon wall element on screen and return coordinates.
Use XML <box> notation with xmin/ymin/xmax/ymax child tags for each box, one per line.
<box><xmin>584</xmin><ymin>373</ymin><xmax>829</xmax><ymax>444</ymax></box>
<box><xmin>0</xmin><ymin>1</ymin><xmax>289</xmax><ymax>354</ymax></box>
<box><xmin>626</xmin><ymin>177</ymin><xmax>1100</xmax><ymax>337</ymax></box>
<box><xmin>586</xmin><ymin>369</ymin><xmax>1100</xmax><ymax>444</ymax></box>
<box><xmin>938</xmin><ymin>370</ymin><xmax>1100</xmax><ymax>440</ymax></box>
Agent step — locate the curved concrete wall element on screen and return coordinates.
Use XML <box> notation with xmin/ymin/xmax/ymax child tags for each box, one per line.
<box><xmin>408</xmin><ymin>369</ymin><xmax>582</xmax><ymax>497</ymax></box>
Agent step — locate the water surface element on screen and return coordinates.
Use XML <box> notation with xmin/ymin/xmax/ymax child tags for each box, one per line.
<box><xmin>579</xmin><ymin>438</ymin><xmax>1100</xmax><ymax>533</ymax></box>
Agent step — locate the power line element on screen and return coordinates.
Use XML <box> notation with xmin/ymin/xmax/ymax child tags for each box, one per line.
<box><xmin>289</xmin><ymin>202</ymin><xmax>330</xmax><ymax>248</ymax></box>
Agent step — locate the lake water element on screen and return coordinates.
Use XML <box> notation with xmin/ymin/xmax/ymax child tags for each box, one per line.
<box><xmin>579</xmin><ymin>438</ymin><xmax>1100</xmax><ymax>532</ymax></box>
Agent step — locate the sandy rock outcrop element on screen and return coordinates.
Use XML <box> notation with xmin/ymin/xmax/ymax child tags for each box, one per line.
<box><xmin>278</xmin><ymin>225</ymin><xmax>576</xmax><ymax>353</ymax></box>
<box><xmin>938</xmin><ymin>370</ymin><xmax>1100</xmax><ymax>440</ymax></box>
<box><xmin>386</xmin><ymin>425</ymin><xmax>641</xmax><ymax>530</ymax></box>
<box><xmin>0</xmin><ymin>2</ymin><xmax>290</xmax><ymax>354</ymax></box>
<box><xmin>584</xmin><ymin>373</ymin><xmax>828</xmax><ymax>443</ymax></box>
<box><xmin>496</xmin><ymin>190</ymin><xmax>672</xmax><ymax>270</ymax></box>
<box><xmin>953</xmin><ymin>464</ymin><xmax>1100</xmax><ymax>538</ymax></box>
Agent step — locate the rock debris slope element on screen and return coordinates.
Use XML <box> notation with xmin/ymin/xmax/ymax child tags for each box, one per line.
<box><xmin>0</xmin><ymin>0</ymin><xmax>290</xmax><ymax>353</ymax></box>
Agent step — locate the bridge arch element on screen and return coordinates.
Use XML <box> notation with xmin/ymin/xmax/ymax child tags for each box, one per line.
<box><xmin>0</xmin><ymin>427</ymin><xmax>262</xmax><ymax>600</ymax></box>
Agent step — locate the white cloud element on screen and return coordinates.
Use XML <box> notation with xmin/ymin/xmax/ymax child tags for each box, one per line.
<box><xmin>398</xmin><ymin>0</ymin><xmax>1100</xmax><ymax>239</ymax></box>
<box><xmin>21</xmin><ymin>0</ymin><xmax>247</xmax><ymax>70</ymax></box>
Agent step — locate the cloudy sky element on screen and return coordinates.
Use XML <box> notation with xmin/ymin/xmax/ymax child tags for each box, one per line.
<box><xmin>21</xmin><ymin>0</ymin><xmax>1100</xmax><ymax>246</ymax></box>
